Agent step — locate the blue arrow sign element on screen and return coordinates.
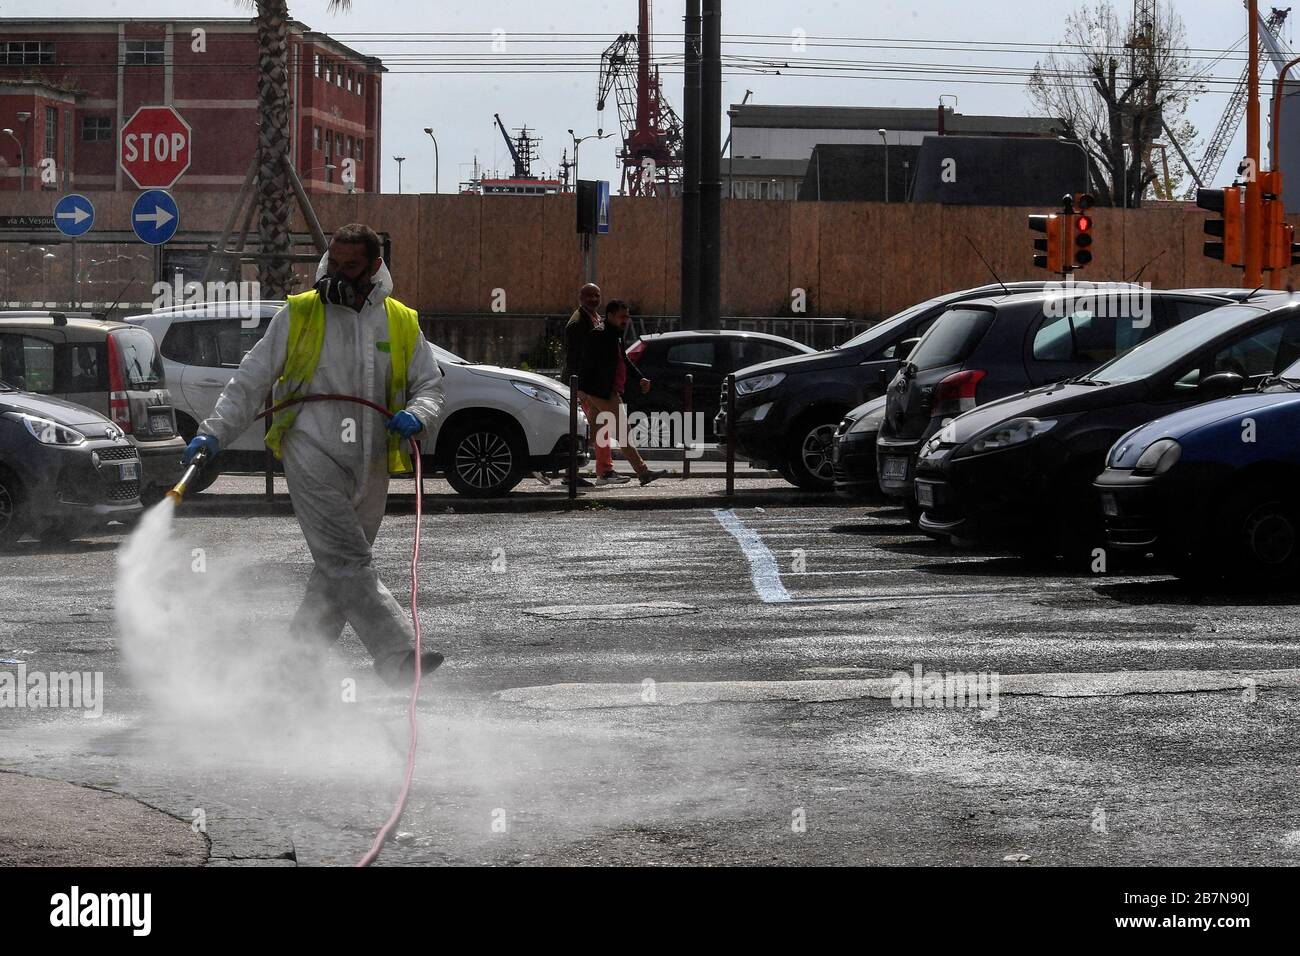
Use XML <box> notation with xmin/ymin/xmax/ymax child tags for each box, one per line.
<box><xmin>596</xmin><ymin>180</ymin><xmax>610</xmax><ymax>235</ymax></box>
<box><xmin>53</xmin><ymin>194</ymin><xmax>95</xmax><ymax>237</ymax></box>
<box><xmin>131</xmin><ymin>189</ymin><xmax>179</xmax><ymax>245</ymax></box>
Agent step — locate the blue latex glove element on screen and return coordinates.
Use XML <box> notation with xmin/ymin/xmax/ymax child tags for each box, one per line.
<box><xmin>386</xmin><ymin>410</ymin><xmax>424</xmax><ymax>439</ymax></box>
<box><xmin>182</xmin><ymin>434</ymin><xmax>219</xmax><ymax>465</ymax></box>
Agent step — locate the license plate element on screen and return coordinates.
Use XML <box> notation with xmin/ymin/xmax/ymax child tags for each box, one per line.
<box><xmin>882</xmin><ymin>456</ymin><xmax>909</xmax><ymax>480</ymax></box>
<box><xmin>915</xmin><ymin>482</ymin><xmax>935</xmax><ymax>508</ymax></box>
<box><xmin>149</xmin><ymin>412</ymin><xmax>172</xmax><ymax>436</ymax></box>
<box><xmin>119</xmin><ymin>461</ymin><xmax>139</xmax><ymax>481</ymax></box>
<box><xmin>1101</xmin><ymin>493</ymin><xmax>1119</xmax><ymax>517</ymax></box>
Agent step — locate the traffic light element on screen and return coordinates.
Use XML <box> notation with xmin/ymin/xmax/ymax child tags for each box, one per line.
<box><xmin>1068</xmin><ymin>211</ymin><xmax>1093</xmax><ymax>269</ymax></box>
<box><xmin>1197</xmin><ymin>186</ymin><xmax>1242</xmax><ymax>265</ymax></box>
<box><xmin>1029</xmin><ymin>213</ymin><xmax>1063</xmax><ymax>272</ymax></box>
<box><xmin>1260</xmin><ymin>171</ymin><xmax>1288</xmax><ymax>272</ymax></box>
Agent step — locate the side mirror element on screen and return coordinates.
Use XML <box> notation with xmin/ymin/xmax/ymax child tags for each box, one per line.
<box><xmin>895</xmin><ymin>337</ymin><xmax>922</xmax><ymax>361</ymax></box>
<box><xmin>1198</xmin><ymin>371</ymin><xmax>1246</xmax><ymax>399</ymax></box>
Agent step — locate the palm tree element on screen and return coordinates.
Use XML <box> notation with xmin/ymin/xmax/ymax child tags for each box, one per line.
<box><xmin>241</xmin><ymin>0</ymin><xmax>350</xmax><ymax>298</ymax></box>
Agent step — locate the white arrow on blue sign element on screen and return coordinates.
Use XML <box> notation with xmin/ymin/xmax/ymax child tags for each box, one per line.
<box><xmin>53</xmin><ymin>194</ymin><xmax>95</xmax><ymax>237</ymax></box>
<box><xmin>131</xmin><ymin>189</ymin><xmax>179</xmax><ymax>245</ymax></box>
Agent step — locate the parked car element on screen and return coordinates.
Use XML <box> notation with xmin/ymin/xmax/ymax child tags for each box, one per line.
<box><xmin>875</xmin><ymin>288</ymin><xmax>1232</xmax><ymax>516</ymax></box>
<box><xmin>715</xmin><ymin>281</ymin><xmax>1066</xmax><ymax>490</ymax></box>
<box><xmin>911</xmin><ymin>296</ymin><xmax>1300</xmax><ymax>558</ymax></box>
<box><xmin>0</xmin><ymin>311</ymin><xmax>184</xmax><ymax>502</ymax></box>
<box><xmin>1095</xmin><ymin>357</ymin><xmax>1300</xmax><ymax>582</ymax></box>
<box><xmin>0</xmin><ymin>378</ymin><xmax>143</xmax><ymax>547</ymax></box>
<box><xmin>624</xmin><ymin>330</ymin><xmax>814</xmax><ymax>427</ymax></box>
<box><xmin>125</xmin><ymin>302</ymin><xmax>587</xmax><ymax>498</ymax></box>
<box><xmin>831</xmin><ymin>395</ymin><xmax>887</xmax><ymax>499</ymax></box>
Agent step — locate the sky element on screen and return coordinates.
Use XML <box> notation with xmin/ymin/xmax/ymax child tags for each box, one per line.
<box><xmin>21</xmin><ymin>0</ymin><xmax>1281</xmax><ymax>194</ymax></box>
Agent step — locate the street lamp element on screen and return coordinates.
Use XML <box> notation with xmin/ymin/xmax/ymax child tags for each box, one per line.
<box><xmin>877</xmin><ymin>128</ymin><xmax>889</xmax><ymax>203</ymax></box>
<box><xmin>568</xmin><ymin>128</ymin><xmax>609</xmax><ymax>189</ymax></box>
<box><xmin>2</xmin><ymin>128</ymin><xmax>24</xmax><ymax>192</ymax></box>
<box><xmin>422</xmin><ymin>128</ymin><xmax>440</xmax><ymax>194</ymax></box>
<box><xmin>306</xmin><ymin>162</ymin><xmax>337</xmax><ymax>185</ymax></box>
<box><xmin>1055</xmin><ymin>135</ymin><xmax>1091</xmax><ymax>194</ymax></box>
<box><xmin>393</xmin><ymin>155</ymin><xmax>406</xmax><ymax>195</ymax></box>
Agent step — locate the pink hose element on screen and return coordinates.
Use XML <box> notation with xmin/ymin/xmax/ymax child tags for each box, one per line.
<box><xmin>254</xmin><ymin>394</ymin><xmax>427</xmax><ymax>868</ymax></box>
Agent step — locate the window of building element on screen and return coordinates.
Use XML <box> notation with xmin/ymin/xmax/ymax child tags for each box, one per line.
<box><xmin>744</xmin><ymin>181</ymin><xmax>757</xmax><ymax>199</ymax></box>
<box><xmin>124</xmin><ymin>39</ymin><xmax>165</xmax><ymax>66</ymax></box>
<box><xmin>355</xmin><ymin>74</ymin><xmax>364</xmax><ymax>96</ymax></box>
<box><xmin>81</xmin><ymin>115</ymin><xmax>113</xmax><ymax>142</ymax></box>
<box><xmin>315</xmin><ymin>54</ymin><xmax>322</xmax><ymax>78</ymax></box>
<box><xmin>313</xmin><ymin>125</ymin><xmax>321</xmax><ymax>151</ymax></box>
<box><xmin>325</xmin><ymin>130</ymin><xmax>333</xmax><ymax>158</ymax></box>
<box><xmin>44</xmin><ymin>106</ymin><xmax>57</xmax><ymax>163</ymax></box>
<box><xmin>345</xmin><ymin>70</ymin><xmax>353</xmax><ymax>93</ymax></box>
<box><xmin>1</xmin><ymin>41</ymin><xmax>54</xmax><ymax>65</ymax></box>
<box><xmin>337</xmin><ymin>65</ymin><xmax>345</xmax><ymax>87</ymax></box>
<box><xmin>326</xmin><ymin>61</ymin><xmax>334</xmax><ymax>83</ymax></box>
<box><xmin>355</xmin><ymin>139</ymin><xmax>363</xmax><ymax>162</ymax></box>
<box><xmin>346</xmin><ymin>135</ymin><xmax>354</xmax><ymax>160</ymax></box>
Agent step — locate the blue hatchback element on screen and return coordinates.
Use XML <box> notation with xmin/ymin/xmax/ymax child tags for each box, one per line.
<box><xmin>1094</xmin><ymin>359</ymin><xmax>1300</xmax><ymax>582</ymax></box>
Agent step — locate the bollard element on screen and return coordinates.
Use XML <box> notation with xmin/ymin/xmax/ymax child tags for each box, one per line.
<box><xmin>725</xmin><ymin>373</ymin><xmax>735</xmax><ymax>498</ymax></box>
<box><xmin>568</xmin><ymin>374</ymin><xmax>579</xmax><ymax>500</ymax></box>
<box><xmin>683</xmin><ymin>373</ymin><xmax>693</xmax><ymax>479</ymax></box>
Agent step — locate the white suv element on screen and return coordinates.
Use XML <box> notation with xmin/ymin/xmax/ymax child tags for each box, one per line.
<box><xmin>124</xmin><ymin>301</ymin><xmax>587</xmax><ymax>497</ymax></box>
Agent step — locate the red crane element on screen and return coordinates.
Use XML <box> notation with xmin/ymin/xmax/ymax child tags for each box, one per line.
<box><xmin>597</xmin><ymin>0</ymin><xmax>684</xmax><ymax>197</ymax></box>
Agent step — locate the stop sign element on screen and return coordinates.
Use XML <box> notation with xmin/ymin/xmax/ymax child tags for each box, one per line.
<box><xmin>120</xmin><ymin>105</ymin><xmax>192</xmax><ymax>190</ymax></box>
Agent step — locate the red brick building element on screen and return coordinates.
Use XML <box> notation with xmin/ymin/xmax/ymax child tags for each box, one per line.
<box><xmin>0</xmin><ymin>17</ymin><xmax>383</xmax><ymax>194</ymax></box>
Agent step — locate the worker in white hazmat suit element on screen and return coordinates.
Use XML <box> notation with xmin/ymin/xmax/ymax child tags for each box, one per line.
<box><xmin>182</xmin><ymin>223</ymin><xmax>446</xmax><ymax>689</ymax></box>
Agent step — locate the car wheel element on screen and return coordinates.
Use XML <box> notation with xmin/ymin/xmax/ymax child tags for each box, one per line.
<box><xmin>443</xmin><ymin>419</ymin><xmax>526</xmax><ymax>498</ymax></box>
<box><xmin>1222</xmin><ymin>483</ymin><xmax>1300</xmax><ymax>584</ymax></box>
<box><xmin>175</xmin><ymin>414</ymin><xmax>222</xmax><ymax>495</ymax></box>
<box><xmin>0</xmin><ymin>471</ymin><xmax>28</xmax><ymax>550</ymax></box>
<box><xmin>785</xmin><ymin>416</ymin><xmax>842</xmax><ymax>490</ymax></box>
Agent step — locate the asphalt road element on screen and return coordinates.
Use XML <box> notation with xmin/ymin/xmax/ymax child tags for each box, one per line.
<box><xmin>1</xmin><ymin>497</ymin><xmax>1298</xmax><ymax>866</ymax></box>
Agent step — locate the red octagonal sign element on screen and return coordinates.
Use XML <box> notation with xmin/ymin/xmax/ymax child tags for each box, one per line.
<box><xmin>120</xmin><ymin>105</ymin><xmax>192</xmax><ymax>190</ymax></box>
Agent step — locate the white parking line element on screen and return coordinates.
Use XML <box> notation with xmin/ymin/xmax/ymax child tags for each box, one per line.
<box><xmin>711</xmin><ymin>508</ymin><xmax>792</xmax><ymax>603</ymax></box>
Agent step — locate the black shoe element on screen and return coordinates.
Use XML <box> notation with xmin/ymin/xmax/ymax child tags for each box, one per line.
<box><xmin>638</xmin><ymin>468</ymin><xmax>669</xmax><ymax>486</ymax></box>
<box><xmin>572</xmin><ymin>477</ymin><xmax>595</xmax><ymax>487</ymax></box>
<box><xmin>389</xmin><ymin>649</ymin><xmax>445</xmax><ymax>688</ymax></box>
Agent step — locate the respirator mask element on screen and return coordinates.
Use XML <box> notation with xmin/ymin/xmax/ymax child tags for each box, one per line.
<box><xmin>314</xmin><ymin>269</ymin><xmax>371</xmax><ymax>307</ymax></box>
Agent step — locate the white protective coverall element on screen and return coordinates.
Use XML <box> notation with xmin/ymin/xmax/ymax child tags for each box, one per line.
<box><xmin>199</xmin><ymin>256</ymin><xmax>445</xmax><ymax>683</ymax></box>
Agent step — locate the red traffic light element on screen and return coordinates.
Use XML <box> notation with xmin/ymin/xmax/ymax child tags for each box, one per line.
<box><xmin>1076</xmin><ymin>215</ymin><xmax>1091</xmax><ymax>232</ymax></box>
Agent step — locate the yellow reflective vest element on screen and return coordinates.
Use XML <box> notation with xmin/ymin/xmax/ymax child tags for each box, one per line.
<box><xmin>264</xmin><ymin>290</ymin><xmax>422</xmax><ymax>476</ymax></box>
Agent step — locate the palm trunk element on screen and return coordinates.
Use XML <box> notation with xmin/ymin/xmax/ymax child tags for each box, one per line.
<box><xmin>254</xmin><ymin>1</ymin><xmax>295</xmax><ymax>298</ymax></box>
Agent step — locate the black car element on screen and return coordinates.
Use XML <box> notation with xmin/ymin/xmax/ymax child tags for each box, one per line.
<box><xmin>1094</xmin><ymin>363</ymin><xmax>1300</xmax><ymax>582</ymax></box>
<box><xmin>625</xmin><ymin>330</ymin><xmax>813</xmax><ymax>428</ymax></box>
<box><xmin>0</xmin><ymin>379</ymin><xmax>143</xmax><ymax>547</ymax></box>
<box><xmin>911</xmin><ymin>296</ymin><xmax>1300</xmax><ymax>558</ymax></box>
<box><xmin>715</xmin><ymin>281</ymin><xmax>1061</xmax><ymax>490</ymax></box>
<box><xmin>831</xmin><ymin>395</ymin><xmax>887</xmax><ymax>498</ymax></box>
<box><xmin>876</xmin><ymin>288</ymin><xmax>1232</xmax><ymax>514</ymax></box>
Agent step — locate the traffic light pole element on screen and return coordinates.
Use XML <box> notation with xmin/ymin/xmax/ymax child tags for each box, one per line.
<box><xmin>1246</xmin><ymin>0</ymin><xmax>1263</xmax><ymax>287</ymax></box>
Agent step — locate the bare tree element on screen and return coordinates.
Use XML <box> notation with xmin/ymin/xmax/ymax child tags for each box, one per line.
<box><xmin>1028</xmin><ymin>1</ymin><xmax>1202</xmax><ymax>207</ymax></box>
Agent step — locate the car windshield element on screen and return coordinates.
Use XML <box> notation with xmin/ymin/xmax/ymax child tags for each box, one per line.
<box><xmin>837</xmin><ymin>294</ymin><xmax>952</xmax><ymax>350</ymax></box>
<box><xmin>1077</xmin><ymin>304</ymin><xmax>1270</xmax><ymax>384</ymax></box>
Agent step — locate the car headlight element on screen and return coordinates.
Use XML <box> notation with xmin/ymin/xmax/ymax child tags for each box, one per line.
<box><xmin>963</xmin><ymin>417</ymin><xmax>1056</xmax><ymax>455</ymax></box>
<box><xmin>511</xmin><ymin>380</ymin><xmax>564</xmax><ymax>407</ymax></box>
<box><xmin>1133</xmin><ymin>438</ymin><xmax>1181</xmax><ymax>475</ymax></box>
<box><xmin>734</xmin><ymin>372</ymin><xmax>785</xmax><ymax>396</ymax></box>
<box><xmin>4</xmin><ymin>412</ymin><xmax>87</xmax><ymax>446</ymax></box>
<box><xmin>848</xmin><ymin>408</ymin><xmax>885</xmax><ymax>435</ymax></box>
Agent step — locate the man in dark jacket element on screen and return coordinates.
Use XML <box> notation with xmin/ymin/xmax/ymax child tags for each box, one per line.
<box><xmin>562</xmin><ymin>283</ymin><xmax>602</xmax><ymax>487</ymax></box>
<box><xmin>581</xmin><ymin>299</ymin><xmax>667</xmax><ymax>487</ymax></box>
